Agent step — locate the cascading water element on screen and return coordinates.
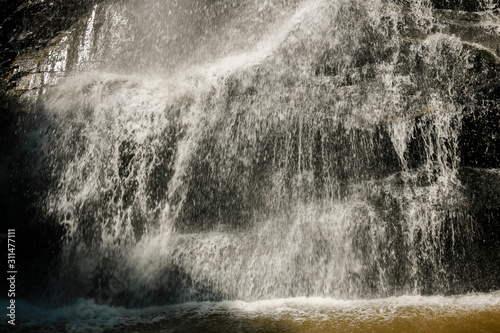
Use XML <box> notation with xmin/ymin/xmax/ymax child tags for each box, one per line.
<box><xmin>2</xmin><ymin>0</ymin><xmax>500</xmax><ymax>331</ymax></box>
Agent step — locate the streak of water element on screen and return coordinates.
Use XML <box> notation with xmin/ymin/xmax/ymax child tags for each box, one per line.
<box><xmin>11</xmin><ymin>0</ymin><xmax>498</xmax><ymax>306</ymax></box>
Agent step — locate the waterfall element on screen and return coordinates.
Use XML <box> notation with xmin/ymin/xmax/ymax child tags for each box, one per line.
<box><xmin>3</xmin><ymin>0</ymin><xmax>500</xmax><ymax>308</ymax></box>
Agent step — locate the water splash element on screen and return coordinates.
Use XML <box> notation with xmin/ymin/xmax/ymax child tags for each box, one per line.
<box><xmin>21</xmin><ymin>0</ymin><xmax>496</xmax><ymax>305</ymax></box>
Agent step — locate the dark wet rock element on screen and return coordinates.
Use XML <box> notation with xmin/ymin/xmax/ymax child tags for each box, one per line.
<box><xmin>394</xmin><ymin>0</ymin><xmax>499</xmax><ymax>12</ymax></box>
<box><xmin>460</xmin><ymin>167</ymin><xmax>500</xmax><ymax>213</ymax></box>
<box><xmin>0</xmin><ymin>92</ymin><xmax>21</xmax><ymax>151</ymax></box>
<box><xmin>461</xmin><ymin>103</ymin><xmax>500</xmax><ymax>168</ymax></box>
<box><xmin>0</xmin><ymin>0</ymin><xmax>104</xmax><ymax>88</ymax></box>
<box><xmin>434</xmin><ymin>10</ymin><xmax>500</xmax><ymax>51</ymax></box>
<box><xmin>396</xmin><ymin>39</ymin><xmax>500</xmax><ymax>170</ymax></box>
<box><xmin>457</xmin><ymin>46</ymin><xmax>500</xmax><ymax>168</ymax></box>
<box><xmin>459</xmin><ymin>167</ymin><xmax>500</xmax><ymax>291</ymax></box>
<box><xmin>431</xmin><ymin>0</ymin><xmax>499</xmax><ymax>12</ymax></box>
<box><xmin>351</xmin><ymin>169</ymin><xmax>500</xmax><ymax>295</ymax></box>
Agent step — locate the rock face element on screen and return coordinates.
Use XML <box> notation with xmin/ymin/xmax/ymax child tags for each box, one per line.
<box><xmin>432</xmin><ymin>0</ymin><xmax>499</xmax><ymax>11</ymax></box>
<box><xmin>1</xmin><ymin>0</ymin><xmax>500</xmax><ymax>305</ymax></box>
<box><xmin>0</xmin><ymin>0</ymin><xmax>103</xmax><ymax>86</ymax></box>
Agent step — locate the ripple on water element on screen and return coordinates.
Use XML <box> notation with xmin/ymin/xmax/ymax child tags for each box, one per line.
<box><xmin>11</xmin><ymin>291</ymin><xmax>500</xmax><ymax>333</ymax></box>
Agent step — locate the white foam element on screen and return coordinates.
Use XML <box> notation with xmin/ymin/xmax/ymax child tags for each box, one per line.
<box><xmin>17</xmin><ymin>291</ymin><xmax>500</xmax><ymax>331</ymax></box>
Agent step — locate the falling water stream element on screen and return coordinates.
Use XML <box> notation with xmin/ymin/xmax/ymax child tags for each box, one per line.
<box><xmin>3</xmin><ymin>0</ymin><xmax>500</xmax><ymax>331</ymax></box>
